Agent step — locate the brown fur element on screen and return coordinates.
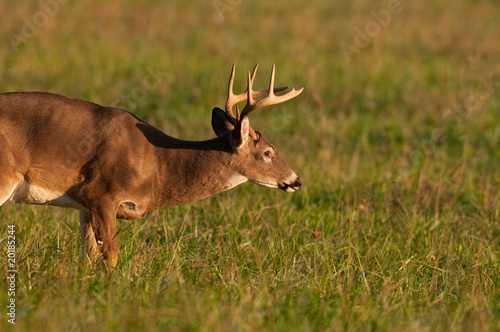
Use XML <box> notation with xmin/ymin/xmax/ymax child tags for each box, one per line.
<box><xmin>0</xmin><ymin>91</ymin><xmax>301</xmax><ymax>268</ymax></box>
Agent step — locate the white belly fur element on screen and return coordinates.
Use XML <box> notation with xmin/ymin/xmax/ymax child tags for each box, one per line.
<box><xmin>9</xmin><ymin>178</ymin><xmax>85</xmax><ymax>209</ymax></box>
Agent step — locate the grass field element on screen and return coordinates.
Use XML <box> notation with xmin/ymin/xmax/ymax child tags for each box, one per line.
<box><xmin>1</xmin><ymin>0</ymin><xmax>499</xmax><ymax>331</ymax></box>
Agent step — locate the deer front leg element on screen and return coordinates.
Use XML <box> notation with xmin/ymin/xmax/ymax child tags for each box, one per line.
<box><xmin>88</xmin><ymin>202</ymin><xmax>119</xmax><ymax>269</ymax></box>
<box><xmin>79</xmin><ymin>210</ymin><xmax>99</xmax><ymax>263</ymax></box>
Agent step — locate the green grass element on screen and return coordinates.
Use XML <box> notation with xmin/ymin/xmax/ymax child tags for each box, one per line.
<box><xmin>1</xmin><ymin>0</ymin><xmax>500</xmax><ymax>331</ymax></box>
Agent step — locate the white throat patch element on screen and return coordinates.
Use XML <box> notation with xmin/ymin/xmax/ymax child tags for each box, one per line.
<box><xmin>223</xmin><ymin>174</ymin><xmax>248</xmax><ymax>190</ymax></box>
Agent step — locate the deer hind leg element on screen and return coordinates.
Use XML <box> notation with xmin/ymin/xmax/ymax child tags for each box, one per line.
<box><xmin>0</xmin><ymin>141</ymin><xmax>22</xmax><ymax>206</ymax></box>
<box><xmin>79</xmin><ymin>210</ymin><xmax>99</xmax><ymax>263</ymax></box>
<box><xmin>0</xmin><ymin>178</ymin><xmax>19</xmax><ymax>206</ymax></box>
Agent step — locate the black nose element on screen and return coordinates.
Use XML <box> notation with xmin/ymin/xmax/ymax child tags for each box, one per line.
<box><xmin>293</xmin><ymin>178</ymin><xmax>302</xmax><ymax>189</ymax></box>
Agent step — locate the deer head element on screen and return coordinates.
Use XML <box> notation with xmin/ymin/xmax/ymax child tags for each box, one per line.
<box><xmin>211</xmin><ymin>64</ymin><xmax>303</xmax><ymax>192</ymax></box>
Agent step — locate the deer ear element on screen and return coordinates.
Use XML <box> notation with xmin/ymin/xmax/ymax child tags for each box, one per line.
<box><xmin>211</xmin><ymin>107</ymin><xmax>235</xmax><ymax>137</ymax></box>
<box><xmin>232</xmin><ymin>116</ymin><xmax>249</xmax><ymax>148</ymax></box>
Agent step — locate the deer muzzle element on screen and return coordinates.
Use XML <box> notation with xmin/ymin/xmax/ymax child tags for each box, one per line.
<box><xmin>279</xmin><ymin>177</ymin><xmax>302</xmax><ymax>192</ymax></box>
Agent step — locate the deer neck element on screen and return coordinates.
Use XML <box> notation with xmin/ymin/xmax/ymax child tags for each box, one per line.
<box><xmin>151</xmin><ymin>136</ymin><xmax>247</xmax><ymax>209</ymax></box>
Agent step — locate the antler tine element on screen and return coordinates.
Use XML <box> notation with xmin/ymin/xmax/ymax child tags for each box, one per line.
<box><xmin>245</xmin><ymin>69</ymin><xmax>259</xmax><ymax>140</ymax></box>
<box><xmin>224</xmin><ymin>64</ymin><xmax>294</xmax><ymax>121</ymax></box>
<box><xmin>240</xmin><ymin>64</ymin><xmax>304</xmax><ymax>119</ymax></box>
<box><xmin>246</xmin><ymin>70</ymin><xmax>255</xmax><ymax>107</ymax></box>
<box><xmin>268</xmin><ymin>63</ymin><xmax>276</xmax><ymax>98</ymax></box>
<box><xmin>250</xmin><ymin>63</ymin><xmax>259</xmax><ymax>83</ymax></box>
<box><xmin>224</xmin><ymin>64</ymin><xmax>238</xmax><ymax>121</ymax></box>
<box><xmin>235</xmin><ymin>105</ymin><xmax>240</xmax><ymax>119</ymax></box>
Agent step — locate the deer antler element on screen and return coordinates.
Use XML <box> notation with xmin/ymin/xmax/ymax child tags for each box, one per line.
<box><xmin>239</xmin><ymin>64</ymin><xmax>304</xmax><ymax>119</ymax></box>
<box><xmin>224</xmin><ymin>64</ymin><xmax>290</xmax><ymax>123</ymax></box>
<box><xmin>224</xmin><ymin>64</ymin><xmax>303</xmax><ymax>139</ymax></box>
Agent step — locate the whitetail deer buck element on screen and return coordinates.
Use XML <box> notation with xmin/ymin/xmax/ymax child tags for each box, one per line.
<box><xmin>0</xmin><ymin>64</ymin><xmax>303</xmax><ymax>268</ymax></box>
